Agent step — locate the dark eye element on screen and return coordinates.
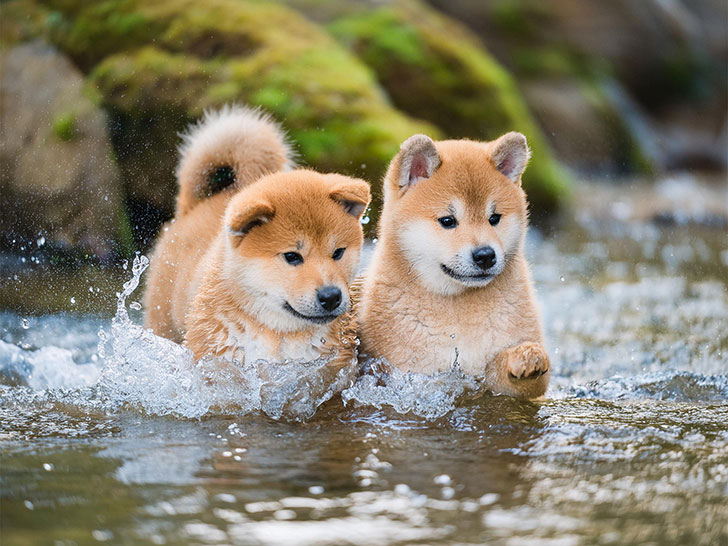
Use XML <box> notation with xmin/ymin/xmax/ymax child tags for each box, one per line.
<box><xmin>283</xmin><ymin>252</ymin><xmax>303</xmax><ymax>265</ymax></box>
<box><xmin>332</xmin><ymin>248</ymin><xmax>346</xmax><ymax>261</ymax></box>
<box><xmin>438</xmin><ymin>216</ymin><xmax>457</xmax><ymax>229</ymax></box>
<box><xmin>489</xmin><ymin>213</ymin><xmax>501</xmax><ymax>226</ymax></box>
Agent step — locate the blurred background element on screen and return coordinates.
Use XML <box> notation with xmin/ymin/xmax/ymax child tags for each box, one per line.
<box><xmin>1</xmin><ymin>0</ymin><xmax>726</xmax><ymax>312</ymax></box>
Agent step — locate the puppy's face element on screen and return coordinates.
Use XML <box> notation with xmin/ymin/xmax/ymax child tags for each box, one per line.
<box><xmin>223</xmin><ymin>171</ymin><xmax>370</xmax><ymax>332</ymax></box>
<box><xmin>384</xmin><ymin>134</ymin><xmax>530</xmax><ymax>296</ymax></box>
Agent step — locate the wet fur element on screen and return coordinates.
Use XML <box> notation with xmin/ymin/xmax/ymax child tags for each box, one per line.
<box><xmin>359</xmin><ymin>134</ymin><xmax>550</xmax><ymax>398</ymax></box>
<box><xmin>144</xmin><ymin>106</ymin><xmax>370</xmax><ymax>367</ymax></box>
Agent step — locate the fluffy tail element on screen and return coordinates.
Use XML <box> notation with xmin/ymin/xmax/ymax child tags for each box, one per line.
<box><xmin>175</xmin><ymin>104</ymin><xmax>295</xmax><ymax>216</ymax></box>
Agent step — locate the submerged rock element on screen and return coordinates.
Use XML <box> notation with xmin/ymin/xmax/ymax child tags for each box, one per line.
<box><xmin>0</xmin><ymin>41</ymin><xmax>127</xmax><ymax>259</ymax></box>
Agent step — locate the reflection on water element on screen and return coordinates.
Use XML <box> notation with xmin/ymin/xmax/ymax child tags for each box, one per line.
<box><xmin>1</xmin><ymin>179</ymin><xmax>727</xmax><ymax>545</ymax></box>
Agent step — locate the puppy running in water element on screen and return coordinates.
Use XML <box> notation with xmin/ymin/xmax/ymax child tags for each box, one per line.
<box><xmin>144</xmin><ymin>106</ymin><xmax>370</xmax><ymax>366</ymax></box>
<box><xmin>358</xmin><ymin>133</ymin><xmax>550</xmax><ymax>398</ymax></box>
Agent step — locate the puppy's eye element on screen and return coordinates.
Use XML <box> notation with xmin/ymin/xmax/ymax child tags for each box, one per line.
<box><xmin>283</xmin><ymin>252</ymin><xmax>303</xmax><ymax>265</ymax></box>
<box><xmin>438</xmin><ymin>216</ymin><xmax>457</xmax><ymax>229</ymax></box>
<box><xmin>332</xmin><ymin>248</ymin><xmax>346</xmax><ymax>261</ymax></box>
<box><xmin>489</xmin><ymin>213</ymin><xmax>501</xmax><ymax>226</ymax></box>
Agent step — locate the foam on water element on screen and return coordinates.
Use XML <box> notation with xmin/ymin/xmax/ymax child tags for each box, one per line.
<box><xmin>1</xmin><ymin>256</ymin><xmax>358</xmax><ymax>421</ymax></box>
<box><xmin>2</xmin><ymin>188</ymin><xmax>728</xmax><ymax>424</ymax></box>
<box><xmin>341</xmin><ymin>360</ymin><xmax>481</xmax><ymax>419</ymax></box>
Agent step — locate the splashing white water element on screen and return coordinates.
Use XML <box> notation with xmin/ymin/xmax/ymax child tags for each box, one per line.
<box><xmin>342</xmin><ymin>360</ymin><xmax>481</xmax><ymax>419</ymax></box>
<box><xmin>91</xmin><ymin>255</ymin><xmax>360</xmax><ymax>421</ymax></box>
<box><xmin>0</xmin><ymin>255</ymin><xmax>359</xmax><ymax>421</ymax></box>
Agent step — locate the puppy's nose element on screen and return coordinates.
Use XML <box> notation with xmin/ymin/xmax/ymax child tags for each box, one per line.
<box><xmin>317</xmin><ymin>286</ymin><xmax>342</xmax><ymax>312</ymax></box>
<box><xmin>472</xmin><ymin>246</ymin><xmax>496</xmax><ymax>270</ymax></box>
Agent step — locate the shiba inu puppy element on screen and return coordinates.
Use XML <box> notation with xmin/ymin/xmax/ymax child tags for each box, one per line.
<box><xmin>144</xmin><ymin>106</ymin><xmax>370</xmax><ymax>366</ymax></box>
<box><xmin>358</xmin><ymin>133</ymin><xmax>550</xmax><ymax>398</ymax></box>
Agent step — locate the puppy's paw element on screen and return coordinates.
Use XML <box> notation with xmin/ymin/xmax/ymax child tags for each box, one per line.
<box><xmin>505</xmin><ymin>342</ymin><xmax>550</xmax><ymax>380</ymax></box>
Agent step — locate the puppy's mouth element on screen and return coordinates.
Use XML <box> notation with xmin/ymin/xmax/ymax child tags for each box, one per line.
<box><xmin>283</xmin><ymin>302</ymin><xmax>340</xmax><ymax>324</ymax></box>
<box><xmin>440</xmin><ymin>264</ymin><xmax>493</xmax><ymax>284</ymax></box>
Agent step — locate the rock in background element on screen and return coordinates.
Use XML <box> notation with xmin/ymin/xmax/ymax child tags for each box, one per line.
<box><xmin>428</xmin><ymin>0</ymin><xmax>728</xmax><ymax>174</ymax></box>
<box><xmin>1</xmin><ymin>0</ymin><xmax>725</xmax><ymax>265</ymax></box>
<box><xmin>0</xmin><ymin>40</ymin><xmax>127</xmax><ymax>260</ymax></box>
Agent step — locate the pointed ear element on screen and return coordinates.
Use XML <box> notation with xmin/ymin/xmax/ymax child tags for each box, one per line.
<box><xmin>226</xmin><ymin>201</ymin><xmax>275</xmax><ymax>247</ymax></box>
<box><xmin>329</xmin><ymin>177</ymin><xmax>371</xmax><ymax>218</ymax></box>
<box><xmin>392</xmin><ymin>134</ymin><xmax>441</xmax><ymax>190</ymax></box>
<box><xmin>490</xmin><ymin>132</ymin><xmax>530</xmax><ymax>183</ymax></box>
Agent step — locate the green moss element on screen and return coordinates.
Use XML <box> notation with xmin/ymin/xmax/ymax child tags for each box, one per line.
<box><xmin>328</xmin><ymin>0</ymin><xmax>569</xmax><ymax>212</ymax></box>
<box><xmin>12</xmin><ymin>0</ymin><xmax>568</xmax><ymax>234</ymax></box>
<box><xmin>488</xmin><ymin>0</ymin><xmax>553</xmax><ymax>37</ymax></box>
<box><xmin>39</xmin><ymin>0</ymin><xmax>166</xmax><ymax>70</ymax></box>
<box><xmin>56</xmin><ymin>0</ymin><xmax>435</xmax><ymax>229</ymax></box>
<box><xmin>51</xmin><ymin>111</ymin><xmax>77</xmax><ymax>141</ymax></box>
<box><xmin>115</xmin><ymin>202</ymin><xmax>136</xmax><ymax>257</ymax></box>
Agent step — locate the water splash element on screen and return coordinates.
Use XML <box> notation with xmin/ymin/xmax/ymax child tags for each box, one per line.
<box><xmin>0</xmin><ymin>255</ymin><xmax>358</xmax><ymax>422</ymax></box>
<box><xmin>342</xmin><ymin>360</ymin><xmax>481</xmax><ymax>419</ymax></box>
<box><xmin>94</xmin><ymin>255</ymin><xmax>360</xmax><ymax>421</ymax></box>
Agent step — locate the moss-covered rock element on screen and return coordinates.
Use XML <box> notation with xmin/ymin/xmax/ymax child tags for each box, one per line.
<box><xmin>323</xmin><ymin>0</ymin><xmax>570</xmax><ymax>212</ymax></box>
<box><xmin>25</xmin><ymin>0</ymin><xmax>437</xmax><ymax>234</ymax></box>
<box><xmin>3</xmin><ymin>0</ymin><xmax>570</xmax><ymax>251</ymax></box>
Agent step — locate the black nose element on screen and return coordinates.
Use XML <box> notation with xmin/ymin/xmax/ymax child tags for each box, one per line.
<box><xmin>317</xmin><ymin>286</ymin><xmax>342</xmax><ymax>312</ymax></box>
<box><xmin>472</xmin><ymin>246</ymin><xmax>496</xmax><ymax>270</ymax></box>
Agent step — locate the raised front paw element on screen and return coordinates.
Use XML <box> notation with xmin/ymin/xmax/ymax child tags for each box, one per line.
<box><xmin>505</xmin><ymin>341</ymin><xmax>550</xmax><ymax>380</ymax></box>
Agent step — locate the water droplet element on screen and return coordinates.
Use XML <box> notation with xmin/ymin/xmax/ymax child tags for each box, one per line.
<box><xmin>394</xmin><ymin>484</ymin><xmax>410</xmax><ymax>495</ymax></box>
<box><xmin>129</xmin><ymin>301</ymin><xmax>142</xmax><ymax>311</ymax></box>
<box><xmin>559</xmin><ymin>276</ymin><xmax>565</xmax><ymax>282</ymax></box>
<box><xmin>434</xmin><ymin>474</ymin><xmax>452</xmax><ymax>485</ymax></box>
<box><xmin>360</xmin><ymin>216</ymin><xmax>370</xmax><ymax>225</ymax></box>
<box><xmin>42</xmin><ymin>463</ymin><xmax>53</xmax><ymax>471</ymax></box>
<box><xmin>70</xmin><ymin>297</ymin><xmax>76</xmax><ymax>304</ymax></box>
<box><xmin>450</xmin><ymin>333</ymin><xmax>456</xmax><ymax>339</ymax></box>
<box><xmin>21</xmin><ymin>318</ymin><xmax>30</xmax><ymax>329</ymax></box>
<box><xmin>24</xmin><ymin>500</ymin><xmax>34</xmax><ymax>510</ymax></box>
<box><xmin>309</xmin><ymin>485</ymin><xmax>324</xmax><ymax>495</ymax></box>
<box><xmin>36</xmin><ymin>236</ymin><xmax>45</xmax><ymax>247</ymax></box>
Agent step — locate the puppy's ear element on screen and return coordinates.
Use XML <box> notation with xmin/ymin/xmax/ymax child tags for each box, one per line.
<box><xmin>489</xmin><ymin>132</ymin><xmax>530</xmax><ymax>183</ymax></box>
<box><xmin>329</xmin><ymin>177</ymin><xmax>371</xmax><ymax>219</ymax></box>
<box><xmin>226</xmin><ymin>201</ymin><xmax>275</xmax><ymax>247</ymax></box>
<box><xmin>392</xmin><ymin>134</ymin><xmax>441</xmax><ymax>191</ymax></box>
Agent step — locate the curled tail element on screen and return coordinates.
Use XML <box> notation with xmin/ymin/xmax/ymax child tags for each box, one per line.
<box><xmin>175</xmin><ymin>104</ymin><xmax>295</xmax><ymax>216</ymax></box>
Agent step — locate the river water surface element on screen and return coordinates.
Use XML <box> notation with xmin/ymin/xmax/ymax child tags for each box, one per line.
<box><xmin>1</xmin><ymin>178</ymin><xmax>727</xmax><ymax>545</ymax></box>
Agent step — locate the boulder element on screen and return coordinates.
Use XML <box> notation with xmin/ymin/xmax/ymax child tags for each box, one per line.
<box><xmin>38</xmin><ymin>0</ymin><xmax>439</xmax><ymax>231</ymax></box>
<box><xmin>0</xmin><ymin>41</ymin><xmax>127</xmax><ymax>259</ymax></box>
<box><xmin>319</xmin><ymin>0</ymin><xmax>570</xmax><ymax>211</ymax></box>
<box><xmin>427</xmin><ymin>0</ymin><xmax>727</xmax><ymax>173</ymax></box>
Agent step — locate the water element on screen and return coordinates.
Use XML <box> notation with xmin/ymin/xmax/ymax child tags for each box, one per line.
<box><xmin>1</xmin><ymin>179</ymin><xmax>727</xmax><ymax>545</ymax></box>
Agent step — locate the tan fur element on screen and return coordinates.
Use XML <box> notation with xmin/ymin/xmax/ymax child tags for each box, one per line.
<box><xmin>183</xmin><ymin>170</ymin><xmax>370</xmax><ymax>365</ymax></box>
<box><xmin>144</xmin><ymin>106</ymin><xmax>370</xmax><ymax>371</ymax></box>
<box><xmin>144</xmin><ymin>105</ymin><xmax>293</xmax><ymax>340</ymax></box>
<box><xmin>175</xmin><ymin>105</ymin><xmax>294</xmax><ymax>217</ymax></box>
<box><xmin>359</xmin><ymin>134</ymin><xmax>550</xmax><ymax>398</ymax></box>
